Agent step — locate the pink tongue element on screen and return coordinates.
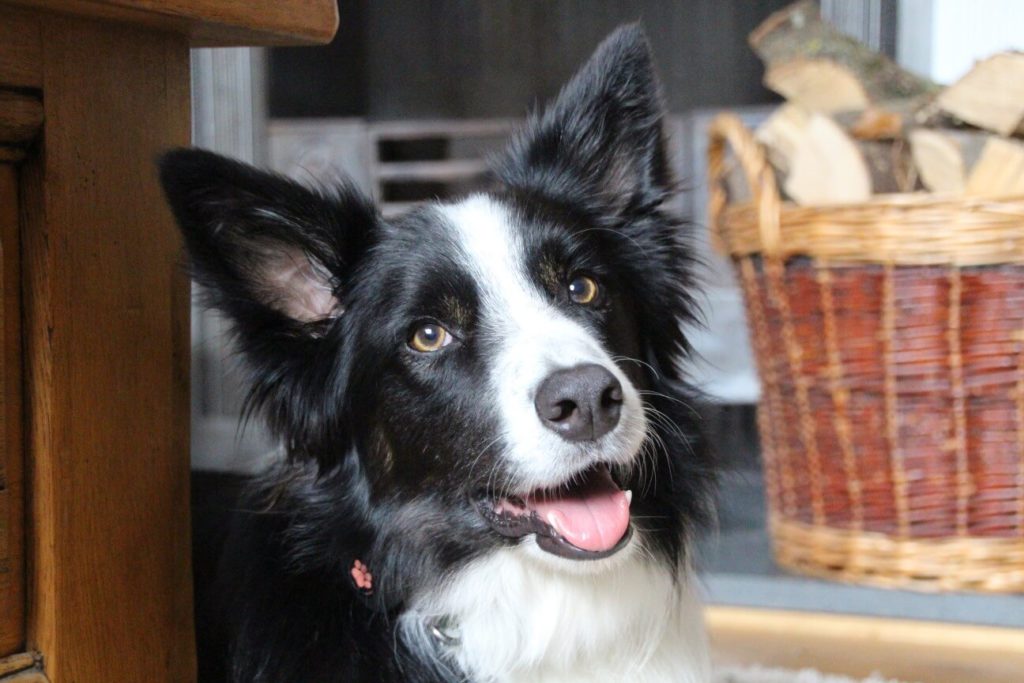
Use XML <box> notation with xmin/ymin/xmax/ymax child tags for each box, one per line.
<box><xmin>526</xmin><ymin>468</ymin><xmax>631</xmax><ymax>552</ymax></box>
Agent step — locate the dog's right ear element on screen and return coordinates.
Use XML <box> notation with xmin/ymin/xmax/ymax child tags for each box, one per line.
<box><xmin>158</xmin><ymin>148</ymin><xmax>378</xmax><ymax>337</ymax></box>
<box><xmin>158</xmin><ymin>149</ymin><xmax>379</xmax><ymax>451</ymax></box>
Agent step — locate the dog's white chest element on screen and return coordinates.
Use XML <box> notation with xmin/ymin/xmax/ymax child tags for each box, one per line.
<box><xmin>406</xmin><ymin>544</ymin><xmax>711</xmax><ymax>683</ymax></box>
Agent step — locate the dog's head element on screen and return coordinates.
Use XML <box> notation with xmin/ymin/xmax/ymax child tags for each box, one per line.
<box><xmin>161</xmin><ymin>26</ymin><xmax>705</xmax><ymax>577</ymax></box>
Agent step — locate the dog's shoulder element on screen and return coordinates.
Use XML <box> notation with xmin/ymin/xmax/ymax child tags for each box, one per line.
<box><xmin>199</xmin><ymin>477</ymin><xmax>413</xmax><ymax>683</ymax></box>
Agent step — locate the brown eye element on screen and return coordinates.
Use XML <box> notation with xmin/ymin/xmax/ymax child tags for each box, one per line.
<box><xmin>409</xmin><ymin>323</ymin><xmax>452</xmax><ymax>352</ymax></box>
<box><xmin>568</xmin><ymin>275</ymin><xmax>599</xmax><ymax>305</ymax></box>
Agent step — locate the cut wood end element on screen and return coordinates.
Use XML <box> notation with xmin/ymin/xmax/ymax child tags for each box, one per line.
<box><xmin>784</xmin><ymin>113</ymin><xmax>871</xmax><ymax>205</ymax></box>
<box><xmin>965</xmin><ymin>136</ymin><xmax>1024</xmax><ymax>197</ymax></box>
<box><xmin>938</xmin><ymin>51</ymin><xmax>1024</xmax><ymax>136</ymax></box>
<box><xmin>909</xmin><ymin>129</ymin><xmax>966</xmax><ymax>193</ymax></box>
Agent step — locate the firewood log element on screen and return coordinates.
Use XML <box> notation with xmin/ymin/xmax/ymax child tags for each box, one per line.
<box><xmin>749</xmin><ymin>0</ymin><xmax>938</xmax><ymax>115</ymax></box>
<box><xmin>909</xmin><ymin>129</ymin><xmax>1024</xmax><ymax>196</ymax></box>
<box><xmin>909</xmin><ymin>129</ymin><xmax>988</xmax><ymax>193</ymax></box>
<box><xmin>784</xmin><ymin>113</ymin><xmax>870</xmax><ymax>204</ymax></box>
<box><xmin>965</xmin><ymin>136</ymin><xmax>1024</xmax><ymax>196</ymax></box>
<box><xmin>937</xmin><ymin>52</ymin><xmax>1024</xmax><ymax>136</ymax></box>
<box><xmin>757</xmin><ymin>107</ymin><xmax>917</xmax><ymax>205</ymax></box>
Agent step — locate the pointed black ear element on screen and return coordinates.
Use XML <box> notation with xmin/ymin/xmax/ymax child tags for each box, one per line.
<box><xmin>498</xmin><ymin>24</ymin><xmax>671</xmax><ymax>209</ymax></box>
<box><xmin>158</xmin><ymin>148</ymin><xmax>378</xmax><ymax>333</ymax></box>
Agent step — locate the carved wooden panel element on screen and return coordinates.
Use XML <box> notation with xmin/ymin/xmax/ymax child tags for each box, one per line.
<box><xmin>0</xmin><ymin>91</ymin><xmax>42</xmax><ymax>163</ymax></box>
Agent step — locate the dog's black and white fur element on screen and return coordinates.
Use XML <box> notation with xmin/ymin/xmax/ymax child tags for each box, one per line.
<box><xmin>161</xmin><ymin>25</ymin><xmax>715</xmax><ymax>683</ymax></box>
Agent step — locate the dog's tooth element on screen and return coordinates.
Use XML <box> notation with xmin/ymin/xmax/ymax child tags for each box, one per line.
<box><xmin>625</xmin><ymin>490</ymin><xmax>633</xmax><ymax>505</ymax></box>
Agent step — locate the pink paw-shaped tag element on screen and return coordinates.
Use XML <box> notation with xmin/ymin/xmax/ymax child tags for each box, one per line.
<box><xmin>350</xmin><ymin>559</ymin><xmax>373</xmax><ymax>595</ymax></box>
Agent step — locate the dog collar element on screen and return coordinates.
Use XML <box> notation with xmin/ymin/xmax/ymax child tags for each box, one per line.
<box><xmin>349</xmin><ymin>558</ymin><xmax>460</xmax><ymax>648</ymax></box>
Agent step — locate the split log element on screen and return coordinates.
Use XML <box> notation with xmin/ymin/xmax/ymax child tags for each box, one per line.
<box><xmin>757</xmin><ymin>107</ymin><xmax>917</xmax><ymax>205</ymax></box>
<box><xmin>965</xmin><ymin>136</ymin><xmax>1024</xmax><ymax>197</ymax></box>
<box><xmin>761</xmin><ymin>99</ymin><xmax>938</xmax><ymax>145</ymax></box>
<box><xmin>937</xmin><ymin>52</ymin><xmax>1024</xmax><ymax>136</ymax></box>
<box><xmin>909</xmin><ymin>129</ymin><xmax>988</xmax><ymax>193</ymax></box>
<box><xmin>749</xmin><ymin>0</ymin><xmax>938</xmax><ymax>114</ymax></box>
<box><xmin>909</xmin><ymin>129</ymin><xmax>1024</xmax><ymax>196</ymax></box>
<box><xmin>784</xmin><ymin>113</ymin><xmax>870</xmax><ymax>204</ymax></box>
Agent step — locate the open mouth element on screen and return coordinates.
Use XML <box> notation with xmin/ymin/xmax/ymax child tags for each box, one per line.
<box><xmin>478</xmin><ymin>463</ymin><xmax>633</xmax><ymax>560</ymax></box>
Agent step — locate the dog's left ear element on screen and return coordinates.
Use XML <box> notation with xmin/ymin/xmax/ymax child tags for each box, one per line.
<box><xmin>498</xmin><ymin>23</ymin><xmax>670</xmax><ymax>209</ymax></box>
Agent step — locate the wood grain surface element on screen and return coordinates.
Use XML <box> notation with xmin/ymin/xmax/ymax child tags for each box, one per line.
<box><xmin>19</xmin><ymin>14</ymin><xmax>195</xmax><ymax>681</ymax></box>
<box><xmin>0</xmin><ymin>164</ymin><xmax>24</xmax><ymax>658</ymax></box>
<box><xmin>5</xmin><ymin>0</ymin><xmax>338</xmax><ymax>46</ymax></box>
<box><xmin>0</xmin><ymin>7</ymin><xmax>41</xmax><ymax>89</ymax></box>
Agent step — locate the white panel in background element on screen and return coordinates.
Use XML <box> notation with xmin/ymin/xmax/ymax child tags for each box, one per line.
<box><xmin>899</xmin><ymin>0</ymin><xmax>1024</xmax><ymax>83</ymax></box>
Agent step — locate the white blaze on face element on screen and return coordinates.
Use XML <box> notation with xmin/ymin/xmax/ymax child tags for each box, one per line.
<box><xmin>437</xmin><ymin>195</ymin><xmax>647</xmax><ymax>492</ymax></box>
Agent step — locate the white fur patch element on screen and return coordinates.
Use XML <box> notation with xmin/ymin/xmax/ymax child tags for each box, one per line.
<box><xmin>420</xmin><ymin>197</ymin><xmax>707</xmax><ymax>681</ymax></box>
<box><xmin>437</xmin><ymin>195</ymin><xmax>648</xmax><ymax>494</ymax></box>
<box><xmin>403</xmin><ymin>541</ymin><xmax>710</xmax><ymax>683</ymax></box>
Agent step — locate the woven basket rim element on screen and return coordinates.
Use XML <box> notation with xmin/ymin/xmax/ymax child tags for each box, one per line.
<box><xmin>739</xmin><ymin>188</ymin><xmax>1024</xmax><ymax>211</ymax></box>
<box><xmin>707</xmin><ymin>113</ymin><xmax>1024</xmax><ymax>266</ymax></box>
<box><xmin>771</xmin><ymin>516</ymin><xmax>1024</xmax><ymax>593</ymax></box>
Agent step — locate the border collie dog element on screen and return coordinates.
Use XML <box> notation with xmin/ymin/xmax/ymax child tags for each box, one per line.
<box><xmin>161</xmin><ymin>24</ymin><xmax>714</xmax><ymax>683</ymax></box>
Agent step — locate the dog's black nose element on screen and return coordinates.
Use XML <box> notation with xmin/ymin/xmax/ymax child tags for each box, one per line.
<box><xmin>534</xmin><ymin>363</ymin><xmax>623</xmax><ymax>442</ymax></box>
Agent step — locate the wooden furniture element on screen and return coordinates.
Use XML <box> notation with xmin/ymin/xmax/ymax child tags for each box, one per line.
<box><xmin>0</xmin><ymin>2</ymin><xmax>336</xmax><ymax>680</ymax></box>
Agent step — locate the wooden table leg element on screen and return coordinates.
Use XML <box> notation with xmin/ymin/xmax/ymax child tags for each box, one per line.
<box><xmin>20</xmin><ymin>15</ymin><xmax>195</xmax><ymax>682</ymax></box>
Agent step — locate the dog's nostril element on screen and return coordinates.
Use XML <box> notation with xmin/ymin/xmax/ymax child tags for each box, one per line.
<box><xmin>538</xmin><ymin>397</ymin><xmax>577</xmax><ymax>423</ymax></box>
<box><xmin>534</xmin><ymin>363</ymin><xmax>623</xmax><ymax>442</ymax></box>
<box><xmin>602</xmin><ymin>384</ymin><xmax>623</xmax><ymax>407</ymax></box>
<box><xmin>552</xmin><ymin>400</ymin><xmax>577</xmax><ymax>422</ymax></box>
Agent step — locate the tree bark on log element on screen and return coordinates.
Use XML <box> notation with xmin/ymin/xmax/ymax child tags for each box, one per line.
<box><xmin>749</xmin><ymin>0</ymin><xmax>938</xmax><ymax>114</ymax></box>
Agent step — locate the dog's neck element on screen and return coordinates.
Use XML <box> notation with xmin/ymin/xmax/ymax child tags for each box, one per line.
<box><xmin>400</xmin><ymin>541</ymin><xmax>710</xmax><ymax>683</ymax></box>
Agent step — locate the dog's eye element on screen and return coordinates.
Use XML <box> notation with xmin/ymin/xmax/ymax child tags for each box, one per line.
<box><xmin>568</xmin><ymin>275</ymin><xmax>599</xmax><ymax>305</ymax></box>
<box><xmin>409</xmin><ymin>323</ymin><xmax>452</xmax><ymax>352</ymax></box>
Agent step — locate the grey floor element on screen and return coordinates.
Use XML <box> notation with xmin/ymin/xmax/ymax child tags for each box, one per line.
<box><xmin>697</xmin><ymin>467</ymin><xmax>1024</xmax><ymax>629</ymax></box>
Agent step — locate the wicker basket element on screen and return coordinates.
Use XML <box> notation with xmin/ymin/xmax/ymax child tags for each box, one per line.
<box><xmin>707</xmin><ymin>113</ymin><xmax>1024</xmax><ymax>593</ymax></box>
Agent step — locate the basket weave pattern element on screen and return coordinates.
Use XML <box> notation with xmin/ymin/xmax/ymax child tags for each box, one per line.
<box><xmin>708</xmin><ymin>114</ymin><xmax>1024</xmax><ymax>592</ymax></box>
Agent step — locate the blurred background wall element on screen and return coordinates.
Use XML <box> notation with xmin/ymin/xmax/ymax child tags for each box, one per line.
<box><xmin>268</xmin><ymin>0</ymin><xmax>789</xmax><ymax>119</ymax></box>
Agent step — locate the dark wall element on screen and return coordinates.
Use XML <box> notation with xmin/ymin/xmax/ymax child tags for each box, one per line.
<box><xmin>269</xmin><ymin>0</ymin><xmax>791</xmax><ymax>119</ymax></box>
